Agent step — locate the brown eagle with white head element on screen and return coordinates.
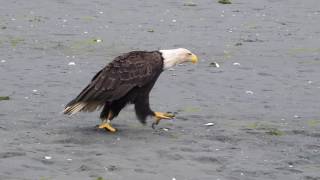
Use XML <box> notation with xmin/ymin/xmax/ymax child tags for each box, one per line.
<box><xmin>64</xmin><ymin>48</ymin><xmax>198</xmax><ymax>132</ymax></box>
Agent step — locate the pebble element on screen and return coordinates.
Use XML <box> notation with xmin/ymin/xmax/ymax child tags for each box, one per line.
<box><xmin>245</xmin><ymin>90</ymin><xmax>254</xmax><ymax>95</ymax></box>
<box><xmin>204</xmin><ymin>122</ymin><xmax>215</xmax><ymax>126</ymax></box>
<box><xmin>210</xmin><ymin>62</ymin><xmax>220</xmax><ymax>68</ymax></box>
<box><xmin>233</xmin><ymin>62</ymin><xmax>241</xmax><ymax>66</ymax></box>
<box><xmin>68</xmin><ymin>62</ymin><xmax>76</xmax><ymax>66</ymax></box>
<box><xmin>1</xmin><ymin>60</ymin><xmax>6</xmax><ymax>63</ymax></box>
<box><xmin>163</xmin><ymin>128</ymin><xmax>169</xmax><ymax>131</ymax></box>
<box><xmin>44</xmin><ymin>156</ymin><xmax>52</xmax><ymax>160</ymax></box>
<box><xmin>94</xmin><ymin>39</ymin><xmax>102</xmax><ymax>43</ymax></box>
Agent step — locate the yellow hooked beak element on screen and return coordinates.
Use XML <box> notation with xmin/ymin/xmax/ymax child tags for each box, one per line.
<box><xmin>191</xmin><ymin>54</ymin><xmax>198</xmax><ymax>64</ymax></box>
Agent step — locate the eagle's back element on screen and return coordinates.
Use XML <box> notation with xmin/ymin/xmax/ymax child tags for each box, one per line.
<box><xmin>63</xmin><ymin>51</ymin><xmax>163</xmax><ymax>115</ymax></box>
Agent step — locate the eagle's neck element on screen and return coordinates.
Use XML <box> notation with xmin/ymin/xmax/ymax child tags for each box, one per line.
<box><xmin>159</xmin><ymin>49</ymin><xmax>178</xmax><ymax>70</ymax></box>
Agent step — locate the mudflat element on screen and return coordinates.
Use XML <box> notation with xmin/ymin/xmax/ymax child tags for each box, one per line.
<box><xmin>0</xmin><ymin>0</ymin><xmax>320</xmax><ymax>179</ymax></box>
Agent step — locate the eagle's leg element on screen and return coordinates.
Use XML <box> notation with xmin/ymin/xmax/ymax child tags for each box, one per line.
<box><xmin>152</xmin><ymin>112</ymin><xmax>175</xmax><ymax>129</ymax></box>
<box><xmin>99</xmin><ymin>111</ymin><xmax>117</xmax><ymax>132</ymax></box>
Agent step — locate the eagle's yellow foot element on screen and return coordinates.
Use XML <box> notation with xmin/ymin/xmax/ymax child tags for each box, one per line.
<box><xmin>99</xmin><ymin>120</ymin><xmax>117</xmax><ymax>133</ymax></box>
<box><xmin>152</xmin><ymin>112</ymin><xmax>175</xmax><ymax>129</ymax></box>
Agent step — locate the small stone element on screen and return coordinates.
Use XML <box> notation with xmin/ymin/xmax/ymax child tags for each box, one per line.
<box><xmin>233</xmin><ymin>62</ymin><xmax>240</xmax><ymax>66</ymax></box>
<box><xmin>204</xmin><ymin>122</ymin><xmax>215</xmax><ymax>126</ymax></box>
<box><xmin>93</xmin><ymin>39</ymin><xmax>102</xmax><ymax>43</ymax></box>
<box><xmin>1</xmin><ymin>60</ymin><xmax>6</xmax><ymax>63</ymax></box>
<box><xmin>68</xmin><ymin>62</ymin><xmax>75</xmax><ymax>65</ymax></box>
<box><xmin>294</xmin><ymin>115</ymin><xmax>300</xmax><ymax>118</ymax></box>
<box><xmin>147</xmin><ymin>29</ymin><xmax>154</xmax><ymax>32</ymax></box>
<box><xmin>44</xmin><ymin>156</ymin><xmax>52</xmax><ymax>160</ymax></box>
<box><xmin>210</xmin><ymin>62</ymin><xmax>220</xmax><ymax>68</ymax></box>
<box><xmin>172</xmin><ymin>19</ymin><xmax>177</xmax><ymax>23</ymax></box>
<box><xmin>245</xmin><ymin>90</ymin><xmax>254</xmax><ymax>95</ymax></box>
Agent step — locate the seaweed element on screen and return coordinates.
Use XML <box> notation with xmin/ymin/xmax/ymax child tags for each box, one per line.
<box><xmin>184</xmin><ymin>2</ymin><xmax>197</xmax><ymax>6</ymax></box>
<box><xmin>0</xmin><ymin>96</ymin><xmax>10</xmax><ymax>101</ymax></box>
<box><xmin>218</xmin><ymin>0</ymin><xmax>232</xmax><ymax>4</ymax></box>
<box><xmin>266</xmin><ymin>129</ymin><xmax>284</xmax><ymax>136</ymax></box>
<box><xmin>10</xmin><ymin>37</ymin><xmax>25</xmax><ymax>47</ymax></box>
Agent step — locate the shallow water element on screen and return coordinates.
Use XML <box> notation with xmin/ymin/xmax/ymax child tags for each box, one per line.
<box><xmin>0</xmin><ymin>0</ymin><xmax>320</xmax><ymax>179</ymax></box>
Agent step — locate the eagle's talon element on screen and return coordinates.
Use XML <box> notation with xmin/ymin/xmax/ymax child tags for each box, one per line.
<box><xmin>152</xmin><ymin>112</ymin><xmax>174</xmax><ymax>128</ymax></box>
<box><xmin>99</xmin><ymin>120</ymin><xmax>117</xmax><ymax>133</ymax></box>
<box><xmin>154</xmin><ymin>112</ymin><xmax>175</xmax><ymax>119</ymax></box>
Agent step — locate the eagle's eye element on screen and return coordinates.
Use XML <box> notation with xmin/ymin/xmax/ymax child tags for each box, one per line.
<box><xmin>187</xmin><ymin>53</ymin><xmax>192</xmax><ymax>56</ymax></box>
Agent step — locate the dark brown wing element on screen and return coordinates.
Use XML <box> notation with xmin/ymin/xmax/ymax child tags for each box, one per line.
<box><xmin>63</xmin><ymin>51</ymin><xmax>163</xmax><ymax>115</ymax></box>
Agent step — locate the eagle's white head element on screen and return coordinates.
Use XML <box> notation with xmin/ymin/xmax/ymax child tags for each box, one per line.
<box><xmin>159</xmin><ymin>48</ymin><xmax>198</xmax><ymax>69</ymax></box>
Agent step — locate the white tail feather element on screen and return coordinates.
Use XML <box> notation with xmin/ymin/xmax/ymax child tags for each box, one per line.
<box><xmin>64</xmin><ymin>102</ymin><xmax>87</xmax><ymax>115</ymax></box>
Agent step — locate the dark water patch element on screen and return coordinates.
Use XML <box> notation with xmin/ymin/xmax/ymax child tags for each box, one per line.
<box><xmin>229</xmin><ymin>169</ymin><xmax>276</xmax><ymax>179</ymax></box>
<box><xmin>156</xmin><ymin>150</ymin><xmax>184</xmax><ymax>160</ymax></box>
<box><xmin>52</xmin><ymin>33</ymin><xmax>77</xmax><ymax>36</ymax></box>
<box><xmin>193</xmin><ymin>156</ymin><xmax>222</xmax><ymax>164</ymax></box>
<box><xmin>289</xmin><ymin>130</ymin><xmax>320</xmax><ymax>138</ymax></box>
<box><xmin>78</xmin><ymin>164</ymin><xmax>91</xmax><ymax>172</ymax></box>
<box><xmin>241</xmin><ymin>38</ymin><xmax>264</xmax><ymax>43</ymax></box>
<box><xmin>199</xmin><ymin>134</ymin><xmax>239</xmax><ymax>144</ymax></box>
<box><xmin>304</xmin><ymin>176</ymin><xmax>320</xmax><ymax>180</ymax></box>
<box><xmin>275</xmin><ymin>167</ymin><xmax>304</xmax><ymax>174</ymax></box>
<box><xmin>105</xmin><ymin>165</ymin><xmax>119</xmax><ymax>172</ymax></box>
<box><xmin>244</xmin><ymin>122</ymin><xmax>285</xmax><ymax>136</ymax></box>
<box><xmin>0</xmin><ymin>151</ymin><xmax>26</xmax><ymax>159</ymax></box>
<box><xmin>257</xmin><ymin>72</ymin><xmax>273</xmax><ymax>77</ymax></box>
<box><xmin>134</xmin><ymin>168</ymin><xmax>156</xmax><ymax>174</ymax></box>
<box><xmin>53</xmin><ymin>137</ymin><xmax>96</xmax><ymax>145</ymax></box>
<box><xmin>21</xmin><ymin>164</ymin><xmax>46</xmax><ymax>171</ymax></box>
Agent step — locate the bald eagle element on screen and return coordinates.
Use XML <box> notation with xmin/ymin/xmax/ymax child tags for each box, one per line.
<box><xmin>63</xmin><ymin>48</ymin><xmax>198</xmax><ymax>132</ymax></box>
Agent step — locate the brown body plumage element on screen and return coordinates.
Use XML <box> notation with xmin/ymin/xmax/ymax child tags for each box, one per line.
<box><xmin>64</xmin><ymin>51</ymin><xmax>163</xmax><ymax>123</ymax></box>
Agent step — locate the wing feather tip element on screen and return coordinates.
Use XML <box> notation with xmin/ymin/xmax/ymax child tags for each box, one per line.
<box><xmin>63</xmin><ymin>102</ymin><xmax>86</xmax><ymax>115</ymax></box>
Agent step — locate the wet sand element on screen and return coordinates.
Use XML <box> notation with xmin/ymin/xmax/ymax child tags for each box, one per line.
<box><xmin>0</xmin><ymin>0</ymin><xmax>320</xmax><ymax>179</ymax></box>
